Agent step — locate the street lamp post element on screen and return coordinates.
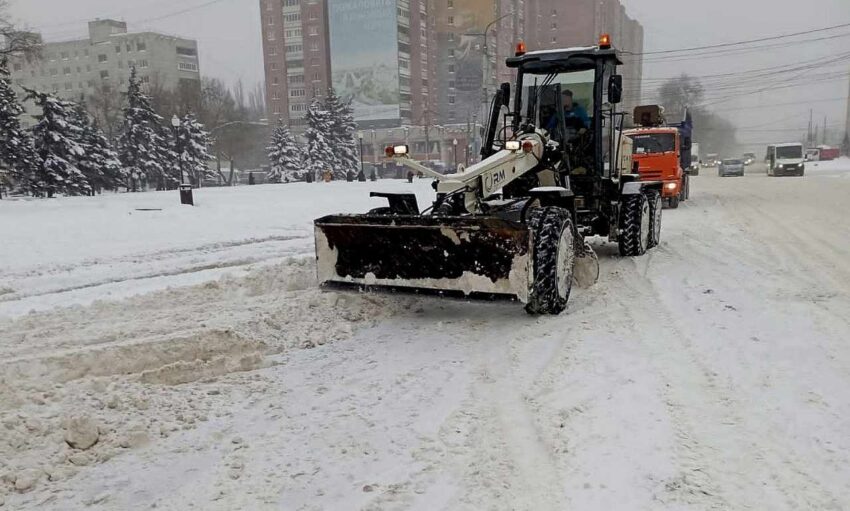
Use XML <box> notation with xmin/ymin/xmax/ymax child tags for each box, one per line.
<box><xmin>358</xmin><ymin>131</ymin><xmax>364</xmax><ymax>175</ymax></box>
<box><xmin>453</xmin><ymin>138</ymin><xmax>458</xmax><ymax>169</ymax></box>
<box><xmin>172</xmin><ymin>114</ymin><xmax>193</xmax><ymax>206</ymax></box>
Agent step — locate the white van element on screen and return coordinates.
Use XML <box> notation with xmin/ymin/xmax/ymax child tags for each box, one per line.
<box><xmin>766</xmin><ymin>143</ymin><xmax>805</xmax><ymax>177</ymax></box>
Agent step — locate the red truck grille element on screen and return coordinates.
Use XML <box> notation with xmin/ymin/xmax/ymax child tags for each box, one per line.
<box><xmin>640</xmin><ymin>170</ymin><xmax>663</xmax><ymax>180</ymax></box>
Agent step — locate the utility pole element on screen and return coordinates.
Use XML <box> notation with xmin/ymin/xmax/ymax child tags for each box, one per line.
<box><xmin>823</xmin><ymin>115</ymin><xmax>828</xmax><ymax>145</ymax></box>
<box><xmin>808</xmin><ymin>109</ymin><xmax>813</xmax><ymax>147</ymax></box>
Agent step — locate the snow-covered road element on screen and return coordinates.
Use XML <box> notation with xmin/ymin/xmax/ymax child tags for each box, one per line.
<box><xmin>2</xmin><ymin>160</ymin><xmax>850</xmax><ymax>509</ymax></box>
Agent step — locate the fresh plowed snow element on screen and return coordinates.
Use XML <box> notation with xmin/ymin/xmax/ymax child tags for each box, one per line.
<box><xmin>2</xmin><ymin>160</ymin><xmax>850</xmax><ymax>509</ymax></box>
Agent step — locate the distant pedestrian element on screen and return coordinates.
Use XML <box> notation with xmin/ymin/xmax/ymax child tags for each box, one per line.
<box><xmin>346</xmin><ymin>170</ymin><xmax>355</xmax><ymax>182</ymax></box>
<box><xmin>357</xmin><ymin>169</ymin><xmax>366</xmax><ymax>182</ymax></box>
<box><xmin>407</xmin><ymin>170</ymin><xmax>414</xmax><ymax>183</ymax></box>
<box><xmin>248</xmin><ymin>172</ymin><xmax>255</xmax><ymax>185</ymax></box>
<box><xmin>370</xmin><ymin>169</ymin><xmax>377</xmax><ymax>182</ymax></box>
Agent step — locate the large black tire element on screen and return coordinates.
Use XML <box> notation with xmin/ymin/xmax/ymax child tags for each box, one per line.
<box><xmin>619</xmin><ymin>193</ymin><xmax>651</xmax><ymax>256</ymax></box>
<box><xmin>682</xmin><ymin>175</ymin><xmax>690</xmax><ymax>200</ymax></box>
<box><xmin>667</xmin><ymin>196</ymin><xmax>680</xmax><ymax>209</ymax></box>
<box><xmin>525</xmin><ymin>207</ymin><xmax>575</xmax><ymax>315</ymax></box>
<box><xmin>647</xmin><ymin>191</ymin><xmax>662</xmax><ymax>249</ymax></box>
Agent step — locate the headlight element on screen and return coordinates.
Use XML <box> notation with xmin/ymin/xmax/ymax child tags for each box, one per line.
<box><xmin>393</xmin><ymin>145</ymin><xmax>408</xmax><ymax>155</ymax></box>
<box><xmin>505</xmin><ymin>140</ymin><xmax>521</xmax><ymax>151</ymax></box>
<box><xmin>665</xmin><ymin>182</ymin><xmax>678</xmax><ymax>190</ymax></box>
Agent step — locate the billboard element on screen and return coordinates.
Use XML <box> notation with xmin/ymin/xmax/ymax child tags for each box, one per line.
<box><xmin>329</xmin><ymin>0</ymin><xmax>400</xmax><ymax>125</ymax></box>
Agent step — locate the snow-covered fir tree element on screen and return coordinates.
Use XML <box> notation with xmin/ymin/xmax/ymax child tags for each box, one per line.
<box><xmin>324</xmin><ymin>88</ymin><xmax>359</xmax><ymax>176</ymax></box>
<box><xmin>0</xmin><ymin>57</ymin><xmax>39</xmax><ymax>191</ymax></box>
<box><xmin>176</xmin><ymin>112</ymin><xmax>214</xmax><ymax>186</ymax></box>
<box><xmin>117</xmin><ymin>67</ymin><xmax>169</xmax><ymax>191</ymax></box>
<box><xmin>303</xmin><ymin>98</ymin><xmax>337</xmax><ymax>180</ymax></box>
<box><xmin>267</xmin><ymin>118</ymin><xmax>303</xmax><ymax>183</ymax></box>
<box><xmin>72</xmin><ymin>101</ymin><xmax>125</xmax><ymax>193</ymax></box>
<box><xmin>24</xmin><ymin>88</ymin><xmax>89</xmax><ymax>197</ymax></box>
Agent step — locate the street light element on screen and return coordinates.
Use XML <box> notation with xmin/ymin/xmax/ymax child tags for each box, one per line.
<box><xmin>172</xmin><ymin>114</ymin><xmax>193</xmax><ymax>206</ymax></box>
<box><xmin>358</xmin><ymin>131</ymin><xmax>364</xmax><ymax>175</ymax></box>
<box><xmin>453</xmin><ymin>138</ymin><xmax>458</xmax><ymax>168</ymax></box>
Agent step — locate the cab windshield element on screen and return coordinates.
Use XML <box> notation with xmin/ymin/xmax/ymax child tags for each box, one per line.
<box><xmin>776</xmin><ymin>146</ymin><xmax>802</xmax><ymax>159</ymax></box>
<box><xmin>631</xmin><ymin>133</ymin><xmax>675</xmax><ymax>154</ymax></box>
<box><xmin>520</xmin><ymin>69</ymin><xmax>594</xmax><ymax>131</ymax></box>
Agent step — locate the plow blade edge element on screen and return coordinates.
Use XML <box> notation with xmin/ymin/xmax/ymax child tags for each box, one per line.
<box><xmin>315</xmin><ymin>215</ymin><xmax>532</xmax><ymax>302</ymax></box>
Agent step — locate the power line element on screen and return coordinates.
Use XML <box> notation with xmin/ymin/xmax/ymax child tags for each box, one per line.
<box><xmin>622</xmin><ymin>21</ymin><xmax>850</xmax><ymax>56</ymax></box>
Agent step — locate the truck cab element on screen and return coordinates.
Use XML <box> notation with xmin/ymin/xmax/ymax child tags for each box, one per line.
<box><xmin>624</xmin><ymin>125</ymin><xmax>687</xmax><ymax>208</ymax></box>
<box><xmin>767</xmin><ymin>143</ymin><xmax>805</xmax><ymax>177</ymax></box>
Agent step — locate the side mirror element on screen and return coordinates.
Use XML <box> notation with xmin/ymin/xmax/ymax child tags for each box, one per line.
<box><xmin>608</xmin><ymin>75</ymin><xmax>623</xmax><ymax>104</ymax></box>
<box><xmin>499</xmin><ymin>82</ymin><xmax>511</xmax><ymax>108</ymax></box>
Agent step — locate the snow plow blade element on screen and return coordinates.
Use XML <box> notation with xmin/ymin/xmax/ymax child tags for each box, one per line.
<box><xmin>314</xmin><ymin>215</ymin><xmax>532</xmax><ymax>302</ymax></box>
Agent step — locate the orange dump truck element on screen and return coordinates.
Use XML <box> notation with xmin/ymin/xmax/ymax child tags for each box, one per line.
<box><xmin>625</xmin><ymin>106</ymin><xmax>692</xmax><ymax>209</ymax></box>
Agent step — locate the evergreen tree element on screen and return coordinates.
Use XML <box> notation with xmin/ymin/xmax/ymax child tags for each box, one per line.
<box><xmin>118</xmin><ymin>67</ymin><xmax>169</xmax><ymax>191</ymax></box>
<box><xmin>324</xmin><ymin>88</ymin><xmax>359</xmax><ymax>175</ymax></box>
<box><xmin>176</xmin><ymin>112</ymin><xmax>214</xmax><ymax>186</ymax></box>
<box><xmin>303</xmin><ymin>98</ymin><xmax>337</xmax><ymax>180</ymax></box>
<box><xmin>72</xmin><ymin>101</ymin><xmax>125</xmax><ymax>193</ymax></box>
<box><xmin>0</xmin><ymin>57</ymin><xmax>38</xmax><ymax>191</ymax></box>
<box><xmin>266</xmin><ymin>118</ymin><xmax>302</xmax><ymax>183</ymax></box>
<box><xmin>24</xmin><ymin>88</ymin><xmax>89</xmax><ymax>197</ymax></box>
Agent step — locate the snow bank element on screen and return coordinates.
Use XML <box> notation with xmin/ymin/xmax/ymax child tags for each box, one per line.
<box><xmin>0</xmin><ymin>180</ymin><xmax>434</xmax><ymax>317</ymax></box>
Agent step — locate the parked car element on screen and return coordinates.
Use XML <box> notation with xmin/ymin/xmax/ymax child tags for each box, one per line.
<box><xmin>719</xmin><ymin>158</ymin><xmax>745</xmax><ymax>177</ymax></box>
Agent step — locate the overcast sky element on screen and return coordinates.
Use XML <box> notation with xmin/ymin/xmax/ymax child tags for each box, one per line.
<box><xmin>9</xmin><ymin>0</ymin><xmax>850</xmax><ymax>148</ymax></box>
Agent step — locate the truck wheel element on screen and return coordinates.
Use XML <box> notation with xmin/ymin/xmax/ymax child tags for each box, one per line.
<box><xmin>619</xmin><ymin>193</ymin><xmax>651</xmax><ymax>257</ymax></box>
<box><xmin>525</xmin><ymin>207</ymin><xmax>575</xmax><ymax>315</ymax></box>
<box><xmin>667</xmin><ymin>196</ymin><xmax>680</xmax><ymax>209</ymax></box>
<box><xmin>646</xmin><ymin>191</ymin><xmax>662</xmax><ymax>249</ymax></box>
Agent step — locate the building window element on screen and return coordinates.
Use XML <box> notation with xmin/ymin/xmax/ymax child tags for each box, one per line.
<box><xmin>273</xmin><ymin>76</ymin><xmax>279</xmax><ymax>84</ymax></box>
<box><xmin>285</xmin><ymin>28</ymin><xmax>302</xmax><ymax>38</ymax></box>
<box><xmin>448</xmin><ymin>16</ymin><xmax>454</xmax><ymax>25</ymax></box>
<box><xmin>100</xmin><ymin>70</ymin><xmax>109</xmax><ymax>79</ymax></box>
<box><xmin>268</xmin><ymin>18</ymin><xmax>275</xmax><ymax>26</ymax></box>
<box><xmin>290</xmin><ymin>103</ymin><xmax>308</xmax><ymax>112</ymax></box>
<box><xmin>61</xmin><ymin>52</ymin><xmax>69</xmax><ymax>60</ymax></box>
<box><xmin>126</xmin><ymin>43</ymin><xmax>132</xmax><ymax>52</ymax></box>
<box><xmin>139</xmin><ymin>60</ymin><xmax>149</xmax><ymax>68</ymax></box>
<box><xmin>268</xmin><ymin>31</ymin><xmax>276</xmax><ymax>41</ymax></box>
<box><xmin>283</xmin><ymin>13</ymin><xmax>301</xmax><ymax>22</ymax></box>
<box><xmin>313</xmin><ymin>72</ymin><xmax>320</xmax><ymax>81</ymax></box>
<box><xmin>285</xmin><ymin>44</ymin><xmax>303</xmax><ymax>53</ymax></box>
<box><xmin>284</xmin><ymin>0</ymin><xmax>299</xmax><ymax>5</ymax></box>
<box><xmin>308</xmin><ymin>26</ymin><xmax>318</xmax><ymax>35</ymax></box>
<box><xmin>310</xmin><ymin>58</ymin><xmax>318</xmax><ymax>66</ymax></box>
<box><xmin>64</xmin><ymin>82</ymin><xmax>72</xmax><ymax>90</ymax></box>
<box><xmin>98</xmin><ymin>54</ymin><xmax>108</xmax><ymax>63</ymax></box>
<box><xmin>310</xmin><ymin>42</ymin><xmax>318</xmax><ymax>52</ymax></box>
<box><xmin>115</xmin><ymin>45</ymin><xmax>121</xmax><ymax>53</ymax></box>
<box><xmin>551</xmin><ymin>22</ymin><xmax>557</xmax><ymax>30</ymax></box>
<box><xmin>448</xmin><ymin>49</ymin><xmax>454</xmax><ymax>57</ymax></box>
<box><xmin>178</xmin><ymin>62</ymin><xmax>198</xmax><ymax>72</ymax></box>
<box><xmin>86</xmin><ymin>65</ymin><xmax>91</xmax><ymax>72</ymax></box>
<box><xmin>140</xmin><ymin>76</ymin><xmax>150</xmax><ymax>84</ymax></box>
<box><xmin>63</xmin><ymin>67</ymin><xmax>71</xmax><ymax>75</ymax></box>
<box><xmin>51</xmin><ymin>83</ymin><xmax>59</xmax><ymax>92</ymax></box>
<box><xmin>137</xmin><ymin>41</ymin><xmax>147</xmax><ymax>51</ymax></box>
<box><xmin>269</xmin><ymin>47</ymin><xmax>277</xmax><ymax>56</ymax></box>
<box><xmin>84</xmin><ymin>50</ymin><xmax>90</xmax><ymax>57</ymax></box>
<box><xmin>270</xmin><ymin>62</ymin><xmax>279</xmax><ymax>71</ymax></box>
<box><xmin>76</xmin><ymin>66</ymin><xmax>81</xmax><ymax>73</ymax></box>
<box><xmin>448</xmin><ymin>64</ymin><xmax>454</xmax><ymax>73</ymax></box>
<box><xmin>289</xmin><ymin>74</ymin><xmax>304</xmax><ymax>84</ymax></box>
<box><xmin>448</xmin><ymin>32</ymin><xmax>454</xmax><ymax>42</ymax></box>
<box><xmin>177</xmin><ymin>47</ymin><xmax>197</xmax><ymax>57</ymax></box>
<box><xmin>290</xmin><ymin>88</ymin><xmax>305</xmax><ymax>97</ymax></box>
<box><xmin>49</xmin><ymin>68</ymin><xmax>58</xmax><ymax>76</ymax></box>
<box><xmin>272</xmin><ymin>90</ymin><xmax>280</xmax><ymax>100</ymax></box>
<box><xmin>448</xmin><ymin>0</ymin><xmax>453</xmax><ymax>7</ymax></box>
<box><xmin>309</xmin><ymin>10</ymin><xmax>318</xmax><ymax>19</ymax></box>
<box><xmin>449</xmin><ymin>80</ymin><xmax>455</xmax><ymax>89</ymax></box>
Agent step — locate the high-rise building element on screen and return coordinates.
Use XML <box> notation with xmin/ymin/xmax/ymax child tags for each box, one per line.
<box><xmin>432</xmin><ymin>0</ymin><xmax>524</xmax><ymax>126</ymax></box>
<box><xmin>261</xmin><ymin>0</ymin><xmax>434</xmax><ymax>129</ymax></box>
<box><xmin>260</xmin><ymin>0</ymin><xmax>333</xmax><ymax>127</ymax></box>
<box><xmin>327</xmin><ymin>0</ymin><xmax>433</xmax><ymax>128</ymax></box>
<box><xmin>6</xmin><ymin>20</ymin><xmax>200</xmax><ymax>110</ymax></box>
<box><xmin>524</xmin><ymin>0</ymin><xmax>643</xmax><ymax>107</ymax></box>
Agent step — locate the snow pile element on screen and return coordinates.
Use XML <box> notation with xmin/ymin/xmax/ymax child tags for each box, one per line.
<box><xmin>0</xmin><ymin>258</ymin><xmax>414</xmax><ymax>504</ymax></box>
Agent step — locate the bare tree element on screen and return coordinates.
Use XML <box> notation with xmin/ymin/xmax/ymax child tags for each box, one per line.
<box><xmin>87</xmin><ymin>82</ymin><xmax>122</xmax><ymax>140</ymax></box>
<box><xmin>0</xmin><ymin>1</ymin><xmax>41</xmax><ymax>60</ymax></box>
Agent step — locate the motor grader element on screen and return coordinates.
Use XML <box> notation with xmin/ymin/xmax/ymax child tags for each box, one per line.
<box><xmin>314</xmin><ymin>36</ymin><xmax>663</xmax><ymax>315</ymax></box>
